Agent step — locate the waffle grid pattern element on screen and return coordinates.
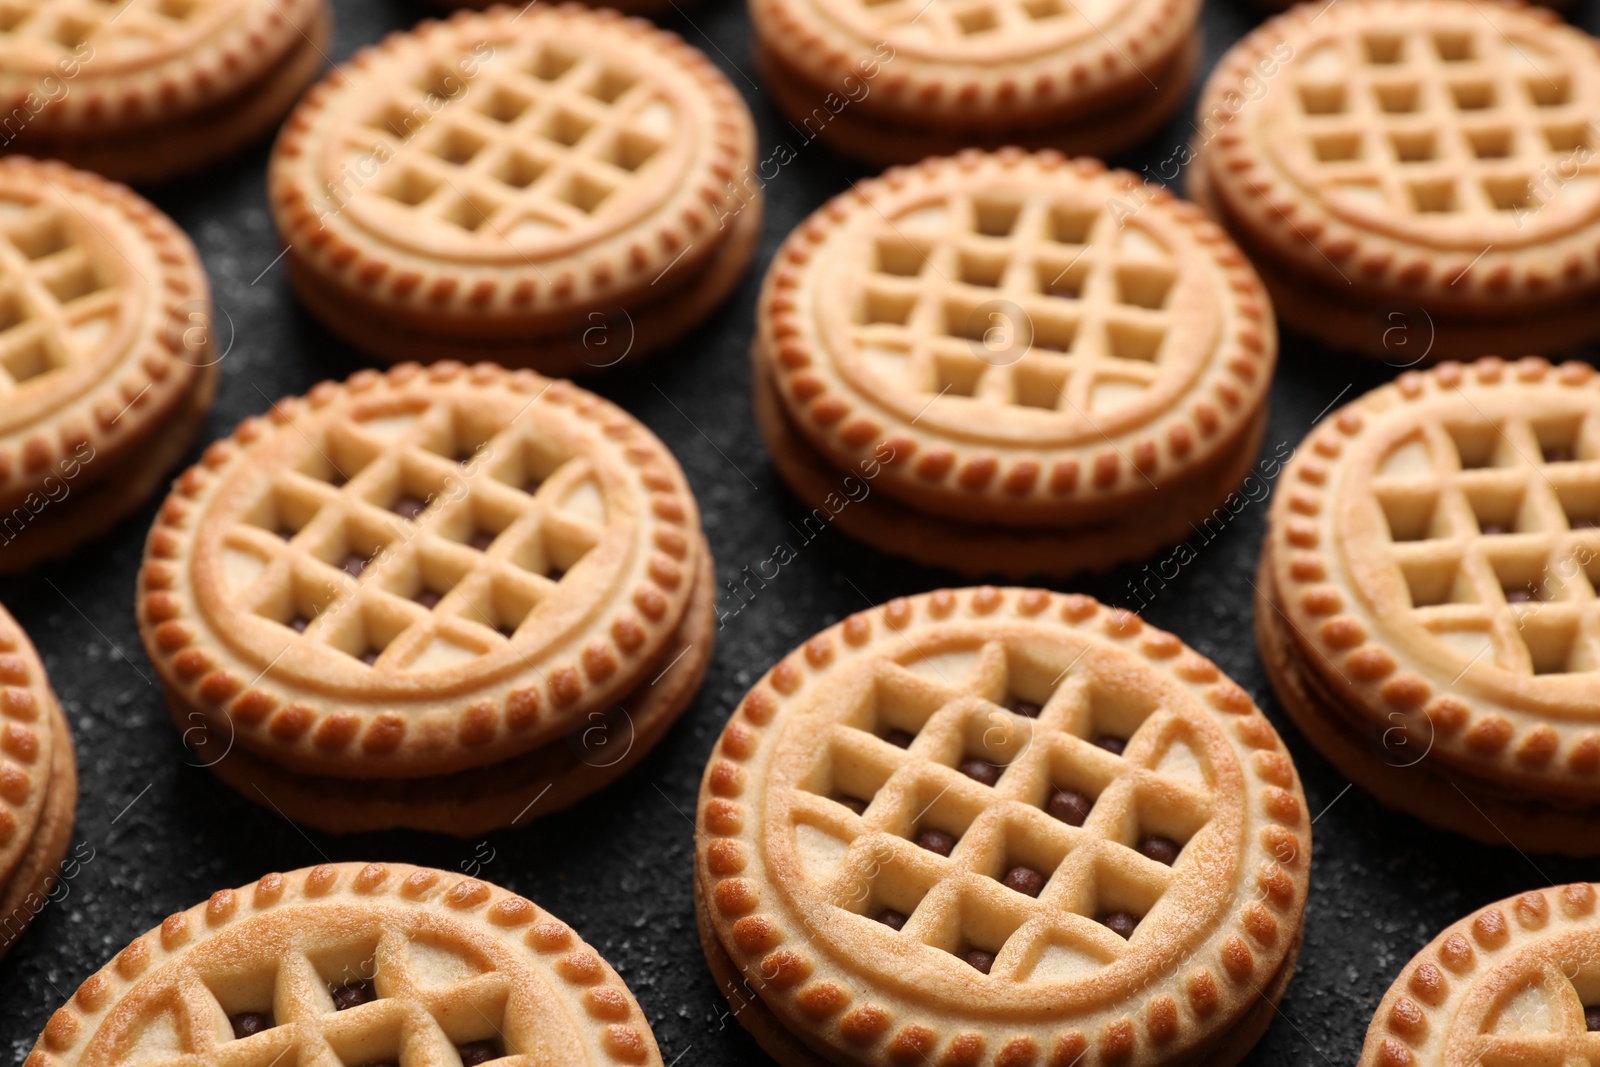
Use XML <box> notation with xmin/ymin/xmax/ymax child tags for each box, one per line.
<box><xmin>1370</xmin><ymin>412</ymin><xmax>1600</xmax><ymax>677</ymax></box>
<box><xmin>0</xmin><ymin>197</ymin><xmax>115</xmax><ymax>395</ymax></box>
<box><xmin>1287</xmin><ymin>22</ymin><xmax>1595</xmax><ymax>220</ymax></box>
<box><xmin>786</xmin><ymin>639</ymin><xmax>1215</xmax><ymax>980</ymax></box>
<box><xmin>853</xmin><ymin>192</ymin><xmax>1180</xmax><ymax>417</ymax></box>
<box><xmin>849</xmin><ymin>0</ymin><xmax>1086</xmax><ymax>42</ymax></box>
<box><xmin>119</xmin><ymin>927</ymin><xmax>528</xmax><ymax>1065</ymax></box>
<box><xmin>223</xmin><ymin>398</ymin><xmax>608</xmax><ymax>673</ymax></box>
<box><xmin>355</xmin><ymin>38</ymin><xmax>679</xmax><ymax>245</ymax></box>
<box><xmin>26</xmin><ymin>864</ymin><xmax>662</xmax><ymax>1067</ymax></box>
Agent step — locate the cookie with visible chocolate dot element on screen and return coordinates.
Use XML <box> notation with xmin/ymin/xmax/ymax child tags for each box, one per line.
<box><xmin>24</xmin><ymin>863</ymin><xmax>663</xmax><ymax>1067</ymax></box>
<box><xmin>1259</xmin><ymin>359</ymin><xmax>1600</xmax><ymax>855</ymax></box>
<box><xmin>138</xmin><ymin>363</ymin><xmax>713</xmax><ymax>835</ymax></box>
<box><xmin>696</xmin><ymin>587</ymin><xmax>1311</xmax><ymax>1067</ymax></box>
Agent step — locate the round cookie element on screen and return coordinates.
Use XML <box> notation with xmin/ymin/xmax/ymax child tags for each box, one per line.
<box><xmin>269</xmin><ymin>4</ymin><xmax>760</xmax><ymax>374</ymax></box>
<box><xmin>1357</xmin><ymin>883</ymin><xmax>1600</xmax><ymax>1066</ymax></box>
<box><xmin>0</xmin><ymin>0</ymin><xmax>329</xmax><ymax>183</ymax></box>
<box><xmin>137</xmin><ymin>361</ymin><xmax>713</xmax><ymax>834</ymax></box>
<box><xmin>1259</xmin><ymin>357</ymin><xmax>1600</xmax><ymax>855</ymax></box>
<box><xmin>0</xmin><ymin>158</ymin><xmax>216</xmax><ymax>575</ymax></box>
<box><xmin>23</xmin><ymin>862</ymin><xmax>663</xmax><ymax>1066</ymax></box>
<box><xmin>0</xmin><ymin>604</ymin><xmax>78</xmax><ymax>964</ymax></box>
<box><xmin>695</xmin><ymin>586</ymin><xmax>1312</xmax><ymax>1067</ymax></box>
<box><xmin>751</xmin><ymin>0</ymin><xmax>1199</xmax><ymax>164</ymax></box>
<box><xmin>754</xmin><ymin>149</ymin><xmax>1276</xmax><ymax>576</ymax></box>
<box><xmin>1190</xmin><ymin>0</ymin><xmax>1600</xmax><ymax>360</ymax></box>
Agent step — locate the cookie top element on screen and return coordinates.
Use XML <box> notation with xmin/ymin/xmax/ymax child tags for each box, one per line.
<box><xmin>1358</xmin><ymin>882</ymin><xmax>1600</xmax><ymax>1066</ymax></box>
<box><xmin>137</xmin><ymin>361</ymin><xmax>704</xmax><ymax>778</ymax></box>
<box><xmin>0</xmin><ymin>158</ymin><xmax>210</xmax><ymax>513</ymax></box>
<box><xmin>25</xmin><ymin>862</ymin><xmax>662</xmax><ymax>1067</ymax></box>
<box><xmin>696</xmin><ymin>586</ymin><xmax>1311</xmax><ymax>1066</ymax></box>
<box><xmin>1199</xmin><ymin>0</ymin><xmax>1600</xmax><ymax>307</ymax></box>
<box><xmin>757</xmin><ymin>151</ymin><xmax>1275</xmax><ymax>526</ymax></box>
<box><xmin>0</xmin><ymin>0</ymin><xmax>324</xmax><ymax>134</ymax></box>
<box><xmin>751</xmin><ymin>0</ymin><xmax>1196</xmax><ymax>125</ymax></box>
<box><xmin>1266</xmin><ymin>357</ymin><xmax>1600</xmax><ymax>803</ymax></box>
<box><xmin>0</xmin><ymin>604</ymin><xmax>63</xmax><ymax>898</ymax></box>
<box><xmin>270</xmin><ymin>4</ymin><xmax>754</xmax><ymax>324</ymax></box>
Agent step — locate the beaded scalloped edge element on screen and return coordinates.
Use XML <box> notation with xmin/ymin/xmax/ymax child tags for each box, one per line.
<box><xmin>136</xmin><ymin>360</ymin><xmax>703</xmax><ymax>772</ymax></box>
<box><xmin>759</xmin><ymin>149</ymin><xmax>1276</xmax><ymax>512</ymax></box>
<box><xmin>1359</xmin><ymin>882</ymin><xmax>1600</xmax><ymax>1066</ymax></box>
<box><xmin>695</xmin><ymin>586</ymin><xmax>1312</xmax><ymax>1067</ymax></box>
<box><xmin>24</xmin><ymin>862</ymin><xmax>663</xmax><ymax>1067</ymax></box>
<box><xmin>269</xmin><ymin>3</ymin><xmax>755</xmax><ymax>319</ymax></box>
<box><xmin>0</xmin><ymin>604</ymin><xmax>58</xmax><ymax>887</ymax></box>
<box><xmin>1266</xmin><ymin>356</ymin><xmax>1600</xmax><ymax>785</ymax></box>
<box><xmin>751</xmin><ymin>0</ymin><xmax>1197</xmax><ymax>123</ymax></box>
<box><xmin>1197</xmin><ymin>0</ymin><xmax>1600</xmax><ymax>303</ymax></box>
<box><xmin>0</xmin><ymin>157</ymin><xmax>208</xmax><ymax>506</ymax></box>
<box><xmin>0</xmin><ymin>0</ymin><xmax>324</xmax><ymax>132</ymax></box>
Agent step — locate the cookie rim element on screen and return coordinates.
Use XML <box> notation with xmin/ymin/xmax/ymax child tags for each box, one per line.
<box><xmin>694</xmin><ymin>585</ymin><xmax>1312</xmax><ymax>1066</ymax></box>
<box><xmin>1357</xmin><ymin>881</ymin><xmax>1600</xmax><ymax>1066</ymax></box>
<box><xmin>758</xmin><ymin>148</ymin><xmax>1275</xmax><ymax>518</ymax></box>
<box><xmin>23</xmin><ymin>860</ymin><xmax>663</xmax><ymax>1066</ymax></box>
<box><xmin>268</xmin><ymin>2</ymin><xmax>755</xmax><ymax>321</ymax></box>
<box><xmin>136</xmin><ymin>359</ymin><xmax>703</xmax><ymax>776</ymax></box>
<box><xmin>1196</xmin><ymin>0</ymin><xmax>1600</xmax><ymax>305</ymax></box>
<box><xmin>748</xmin><ymin>0</ymin><xmax>1199</xmax><ymax>124</ymax></box>
<box><xmin>0</xmin><ymin>156</ymin><xmax>210</xmax><ymax>508</ymax></box>
<box><xmin>0</xmin><ymin>0</ymin><xmax>326</xmax><ymax>134</ymax></box>
<box><xmin>1265</xmin><ymin>355</ymin><xmax>1600</xmax><ymax>798</ymax></box>
<box><xmin>0</xmin><ymin>603</ymin><xmax>61</xmax><ymax>897</ymax></box>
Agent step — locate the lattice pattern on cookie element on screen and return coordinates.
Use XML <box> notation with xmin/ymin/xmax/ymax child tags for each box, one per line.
<box><xmin>1286</xmin><ymin>21</ymin><xmax>1598</xmax><ymax>220</ymax></box>
<box><xmin>1367</xmin><ymin>411</ymin><xmax>1600</xmax><ymax>676</ymax></box>
<box><xmin>110</xmin><ymin>925</ymin><xmax>529</xmax><ymax>1065</ymax></box>
<box><xmin>848</xmin><ymin>0</ymin><xmax>1098</xmax><ymax>41</ymax></box>
<box><xmin>223</xmin><ymin>397</ymin><xmax>607</xmax><ymax>673</ymax></box>
<box><xmin>0</xmin><ymin>194</ymin><xmax>117</xmax><ymax>395</ymax></box>
<box><xmin>784</xmin><ymin>636</ymin><xmax>1217</xmax><ymax>980</ymax></box>
<box><xmin>344</xmin><ymin>34</ymin><xmax>678</xmax><ymax>245</ymax></box>
<box><xmin>853</xmin><ymin>192</ymin><xmax>1181</xmax><ymax>417</ymax></box>
<box><xmin>0</xmin><ymin>0</ymin><xmax>222</xmax><ymax>59</ymax></box>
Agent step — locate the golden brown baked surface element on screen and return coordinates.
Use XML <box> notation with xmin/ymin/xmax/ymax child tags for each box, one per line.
<box><xmin>24</xmin><ymin>862</ymin><xmax>662</xmax><ymax>1066</ymax></box>
<box><xmin>696</xmin><ymin>586</ymin><xmax>1311</xmax><ymax>1066</ymax></box>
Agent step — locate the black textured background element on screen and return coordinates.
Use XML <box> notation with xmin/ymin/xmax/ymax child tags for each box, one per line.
<box><xmin>3</xmin><ymin>0</ymin><xmax>1600</xmax><ymax>1060</ymax></box>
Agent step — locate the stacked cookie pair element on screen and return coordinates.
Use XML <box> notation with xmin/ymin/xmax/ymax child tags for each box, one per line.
<box><xmin>754</xmin><ymin>149</ymin><xmax>1276</xmax><ymax>578</ymax></box>
<box><xmin>137</xmin><ymin>362</ymin><xmax>714</xmax><ymax>834</ymax></box>
<box><xmin>0</xmin><ymin>0</ymin><xmax>330</xmax><ymax>183</ymax></box>
<box><xmin>1193</xmin><ymin>0</ymin><xmax>1600</xmax><ymax>359</ymax></box>
<box><xmin>1261</xmin><ymin>357</ymin><xmax>1600</xmax><ymax>856</ymax></box>
<box><xmin>269</xmin><ymin>5</ymin><xmax>761</xmax><ymax>373</ymax></box>
<box><xmin>751</xmin><ymin>0</ymin><xmax>1199</xmax><ymax>164</ymax></box>
<box><xmin>695</xmin><ymin>588</ymin><xmax>1312</xmax><ymax>1066</ymax></box>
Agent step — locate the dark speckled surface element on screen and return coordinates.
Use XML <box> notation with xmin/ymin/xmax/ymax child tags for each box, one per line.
<box><xmin>3</xmin><ymin>0</ymin><xmax>1600</xmax><ymax>1060</ymax></box>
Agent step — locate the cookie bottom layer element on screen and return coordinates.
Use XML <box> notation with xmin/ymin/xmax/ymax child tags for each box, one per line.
<box><xmin>694</xmin><ymin>858</ymin><xmax>1302</xmax><ymax>1067</ymax></box>
<box><xmin>194</xmin><ymin>543</ymin><xmax>714</xmax><ymax>835</ymax></box>
<box><xmin>756</xmin><ymin>38</ymin><xmax>1198</xmax><ymax>167</ymax></box>
<box><xmin>4</xmin><ymin>6</ymin><xmax>331</xmax><ymax>184</ymax></box>
<box><xmin>1255</xmin><ymin>557</ymin><xmax>1600</xmax><ymax>855</ymax></box>
<box><xmin>0</xmin><ymin>359</ymin><xmax>218</xmax><ymax>575</ymax></box>
<box><xmin>752</xmin><ymin>351</ymin><xmax>1267</xmax><ymax>578</ymax></box>
<box><xmin>0</xmin><ymin>695</ymin><xmax>77</xmax><ymax>963</ymax></box>
<box><xmin>1187</xmin><ymin>157</ymin><xmax>1600</xmax><ymax>361</ymax></box>
<box><xmin>284</xmin><ymin>192</ymin><xmax>762</xmax><ymax>376</ymax></box>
